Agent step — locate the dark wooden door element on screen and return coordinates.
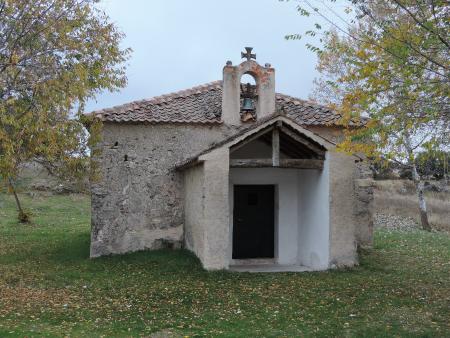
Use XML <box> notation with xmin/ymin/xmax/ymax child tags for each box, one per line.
<box><xmin>232</xmin><ymin>185</ymin><xmax>275</xmax><ymax>259</ymax></box>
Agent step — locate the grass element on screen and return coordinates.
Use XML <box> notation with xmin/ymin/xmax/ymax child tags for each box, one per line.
<box><xmin>0</xmin><ymin>193</ymin><xmax>449</xmax><ymax>337</ymax></box>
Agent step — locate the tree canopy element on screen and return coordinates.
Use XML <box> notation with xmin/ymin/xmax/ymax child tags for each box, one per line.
<box><xmin>0</xmin><ymin>0</ymin><xmax>130</xmax><ymax>220</ymax></box>
<box><xmin>284</xmin><ymin>0</ymin><xmax>449</xmax><ymax>160</ymax></box>
<box><xmin>283</xmin><ymin>0</ymin><xmax>449</xmax><ymax>230</ymax></box>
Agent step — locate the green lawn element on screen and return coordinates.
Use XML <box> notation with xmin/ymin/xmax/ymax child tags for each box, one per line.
<box><xmin>0</xmin><ymin>193</ymin><xmax>449</xmax><ymax>337</ymax></box>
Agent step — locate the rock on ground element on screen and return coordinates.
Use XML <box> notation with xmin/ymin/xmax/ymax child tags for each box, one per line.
<box><xmin>374</xmin><ymin>213</ymin><xmax>419</xmax><ymax>231</ymax></box>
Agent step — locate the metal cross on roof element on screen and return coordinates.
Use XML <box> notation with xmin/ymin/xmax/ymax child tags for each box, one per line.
<box><xmin>241</xmin><ymin>47</ymin><xmax>256</xmax><ymax>61</ymax></box>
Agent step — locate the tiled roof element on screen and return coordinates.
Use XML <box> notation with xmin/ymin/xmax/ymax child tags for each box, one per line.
<box><xmin>92</xmin><ymin>81</ymin><xmax>223</xmax><ymax>124</ymax></box>
<box><xmin>91</xmin><ymin>81</ymin><xmax>343</xmax><ymax>126</ymax></box>
<box><xmin>274</xmin><ymin>93</ymin><xmax>342</xmax><ymax>126</ymax></box>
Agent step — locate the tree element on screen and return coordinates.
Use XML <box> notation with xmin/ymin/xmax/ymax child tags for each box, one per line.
<box><xmin>0</xmin><ymin>0</ymin><xmax>130</xmax><ymax>222</ymax></box>
<box><xmin>283</xmin><ymin>0</ymin><xmax>449</xmax><ymax>231</ymax></box>
<box><xmin>416</xmin><ymin>150</ymin><xmax>450</xmax><ymax>180</ymax></box>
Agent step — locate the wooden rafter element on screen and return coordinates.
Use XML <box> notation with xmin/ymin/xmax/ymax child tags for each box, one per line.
<box><xmin>279</xmin><ymin>126</ymin><xmax>326</xmax><ymax>159</ymax></box>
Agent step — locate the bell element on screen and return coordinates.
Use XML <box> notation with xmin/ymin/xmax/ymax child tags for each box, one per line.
<box><xmin>242</xmin><ymin>97</ymin><xmax>254</xmax><ymax>112</ymax></box>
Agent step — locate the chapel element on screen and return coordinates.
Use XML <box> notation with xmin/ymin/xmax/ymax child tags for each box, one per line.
<box><xmin>89</xmin><ymin>48</ymin><xmax>373</xmax><ymax>271</ymax></box>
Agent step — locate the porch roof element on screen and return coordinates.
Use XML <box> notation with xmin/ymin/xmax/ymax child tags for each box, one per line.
<box><xmin>175</xmin><ymin>113</ymin><xmax>336</xmax><ymax>171</ymax></box>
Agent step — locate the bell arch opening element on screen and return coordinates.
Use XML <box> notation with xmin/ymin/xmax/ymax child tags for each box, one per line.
<box><xmin>240</xmin><ymin>73</ymin><xmax>257</xmax><ymax>85</ymax></box>
<box><xmin>240</xmin><ymin>73</ymin><xmax>258</xmax><ymax>122</ymax></box>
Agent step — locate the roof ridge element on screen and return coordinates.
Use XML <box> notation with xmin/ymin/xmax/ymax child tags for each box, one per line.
<box><xmin>147</xmin><ymin>80</ymin><xmax>222</xmax><ymax>104</ymax></box>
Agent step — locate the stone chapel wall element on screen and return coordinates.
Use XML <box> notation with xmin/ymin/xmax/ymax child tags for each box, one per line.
<box><xmin>354</xmin><ymin>161</ymin><xmax>375</xmax><ymax>248</ymax></box>
<box><xmin>90</xmin><ymin>123</ymin><xmax>231</xmax><ymax>257</ymax></box>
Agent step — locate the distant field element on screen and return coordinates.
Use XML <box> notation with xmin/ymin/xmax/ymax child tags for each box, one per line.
<box><xmin>0</xmin><ymin>192</ymin><xmax>449</xmax><ymax>337</ymax></box>
<box><xmin>374</xmin><ymin>180</ymin><xmax>450</xmax><ymax>231</ymax></box>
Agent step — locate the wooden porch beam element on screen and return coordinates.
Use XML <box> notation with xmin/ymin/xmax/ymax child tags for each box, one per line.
<box><xmin>230</xmin><ymin>159</ymin><xmax>324</xmax><ymax>169</ymax></box>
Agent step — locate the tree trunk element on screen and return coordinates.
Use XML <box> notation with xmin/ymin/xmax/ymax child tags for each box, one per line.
<box><xmin>8</xmin><ymin>177</ymin><xmax>29</xmax><ymax>223</ymax></box>
<box><xmin>404</xmin><ymin>134</ymin><xmax>431</xmax><ymax>231</ymax></box>
<box><xmin>444</xmin><ymin>152</ymin><xmax>448</xmax><ymax>184</ymax></box>
<box><xmin>411</xmin><ymin>162</ymin><xmax>431</xmax><ymax>231</ymax></box>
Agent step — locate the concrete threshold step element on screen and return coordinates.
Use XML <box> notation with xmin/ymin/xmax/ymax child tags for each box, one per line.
<box><xmin>229</xmin><ymin>264</ymin><xmax>312</xmax><ymax>273</ymax></box>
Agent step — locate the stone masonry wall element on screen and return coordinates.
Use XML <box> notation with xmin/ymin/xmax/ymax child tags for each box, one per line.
<box><xmin>90</xmin><ymin>123</ymin><xmax>233</xmax><ymax>257</ymax></box>
<box><xmin>354</xmin><ymin>160</ymin><xmax>374</xmax><ymax>248</ymax></box>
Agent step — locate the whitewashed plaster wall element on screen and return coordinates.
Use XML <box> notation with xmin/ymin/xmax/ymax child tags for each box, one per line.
<box><xmin>297</xmin><ymin>155</ymin><xmax>330</xmax><ymax>270</ymax></box>
<box><xmin>229</xmin><ymin>168</ymin><xmax>300</xmax><ymax>265</ymax></box>
<box><xmin>230</xmin><ymin>139</ymin><xmax>290</xmax><ymax>159</ymax></box>
<box><xmin>230</xmin><ymin>164</ymin><xmax>331</xmax><ymax>270</ymax></box>
<box><xmin>231</xmin><ymin>139</ymin><xmax>272</xmax><ymax>159</ymax></box>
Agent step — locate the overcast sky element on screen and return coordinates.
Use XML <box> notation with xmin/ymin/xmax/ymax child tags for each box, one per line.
<box><xmin>86</xmin><ymin>0</ymin><xmax>330</xmax><ymax>112</ymax></box>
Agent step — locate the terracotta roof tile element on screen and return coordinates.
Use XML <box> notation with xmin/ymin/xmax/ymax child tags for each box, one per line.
<box><xmin>90</xmin><ymin>81</ymin><xmax>343</xmax><ymax>126</ymax></box>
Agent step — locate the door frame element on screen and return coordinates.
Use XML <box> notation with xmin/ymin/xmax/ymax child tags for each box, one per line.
<box><xmin>229</xmin><ymin>183</ymin><xmax>279</xmax><ymax>264</ymax></box>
